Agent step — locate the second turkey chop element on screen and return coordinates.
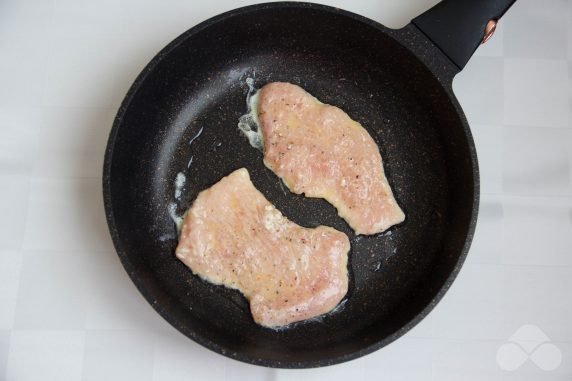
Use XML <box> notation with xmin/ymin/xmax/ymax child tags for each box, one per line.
<box><xmin>176</xmin><ymin>168</ymin><xmax>349</xmax><ymax>328</ymax></box>
<box><xmin>254</xmin><ymin>82</ymin><xmax>405</xmax><ymax>235</ymax></box>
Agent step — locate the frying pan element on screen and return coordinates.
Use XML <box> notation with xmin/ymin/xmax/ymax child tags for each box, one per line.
<box><xmin>103</xmin><ymin>0</ymin><xmax>516</xmax><ymax>368</ymax></box>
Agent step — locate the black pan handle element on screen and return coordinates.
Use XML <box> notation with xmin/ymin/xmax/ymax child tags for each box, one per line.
<box><xmin>412</xmin><ymin>0</ymin><xmax>516</xmax><ymax>70</ymax></box>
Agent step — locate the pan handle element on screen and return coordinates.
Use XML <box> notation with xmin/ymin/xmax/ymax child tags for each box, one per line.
<box><xmin>412</xmin><ymin>0</ymin><xmax>516</xmax><ymax>70</ymax></box>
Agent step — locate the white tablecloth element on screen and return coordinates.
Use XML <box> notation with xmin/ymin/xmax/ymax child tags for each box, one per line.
<box><xmin>1</xmin><ymin>0</ymin><xmax>571</xmax><ymax>379</ymax></box>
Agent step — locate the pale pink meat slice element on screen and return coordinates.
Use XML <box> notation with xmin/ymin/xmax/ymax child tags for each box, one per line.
<box><xmin>257</xmin><ymin>82</ymin><xmax>405</xmax><ymax>235</ymax></box>
<box><xmin>175</xmin><ymin>168</ymin><xmax>349</xmax><ymax>328</ymax></box>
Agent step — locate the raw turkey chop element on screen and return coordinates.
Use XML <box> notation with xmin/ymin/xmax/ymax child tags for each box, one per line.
<box><xmin>175</xmin><ymin>168</ymin><xmax>350</xmax><ymax>328</ymax></box>
<box><xmin>256</xmin><ymin>82</ymin><xmax>405</xmax><ymax>235</ymax></box>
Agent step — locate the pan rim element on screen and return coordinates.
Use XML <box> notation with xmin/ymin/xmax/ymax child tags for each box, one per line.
<box><xmin>102</xmin><ymin>1</ymin><xmax>480</xmax><ymax>368</ymax></box>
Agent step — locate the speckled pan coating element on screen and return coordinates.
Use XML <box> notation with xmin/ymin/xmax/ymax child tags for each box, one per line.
<box><xmin>103</xmin><ymin>2</ymin><xmax>479</xmax><ymax>369</ymax></box>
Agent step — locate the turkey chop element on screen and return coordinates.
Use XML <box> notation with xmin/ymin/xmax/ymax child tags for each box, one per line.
<box><xmin>175</xmin><ymin>168</ymin><xmax>350</xmax><ymax>328</ymax></box>
<box><xmin>256</xmin><ymin>82</ymin><xmax>405</xmax><ymax>235</ymax></box>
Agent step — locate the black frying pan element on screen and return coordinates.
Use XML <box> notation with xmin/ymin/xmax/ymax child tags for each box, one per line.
<box><xmin>103</xmin><ymin>0</ymin><xmax>516</xmax><ymax>368</ymax></box>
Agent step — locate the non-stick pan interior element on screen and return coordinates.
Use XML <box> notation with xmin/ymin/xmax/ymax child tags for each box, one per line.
<box><xmin>104</xmin><ymin>4</ymin><xmax>477</xmax><ymax>367</ymax></box>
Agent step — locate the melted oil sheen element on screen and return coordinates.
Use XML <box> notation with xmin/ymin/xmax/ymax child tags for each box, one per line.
<box><xmin>168</xmin><ymin>171</ymin><xmax>187</xmax><ymax>231</ymax></box>
<box><xmin>237</xmin><ymin>78</ymin><xmax>263</xmax><ymax>150</ymax></box>
<box><xmin>168</xmin><ymin>120</ymin><xmax>205</xmax><ymax>232</ymax></box>
<box><xmin>174</xmin><ymin>172</ymin><xmax>186</xmax><ymax>200</ymax></box>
